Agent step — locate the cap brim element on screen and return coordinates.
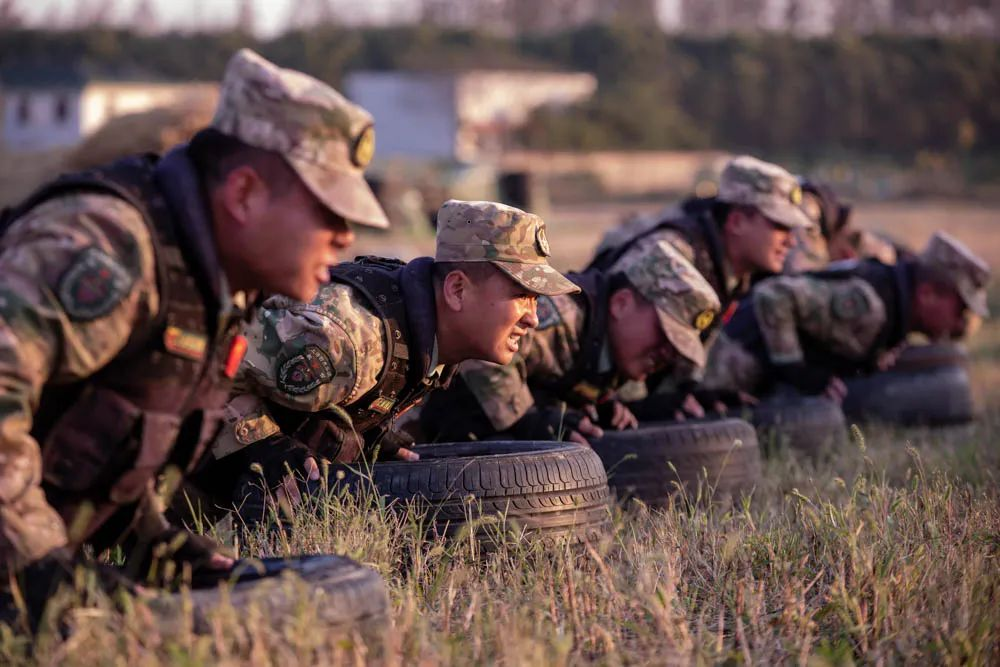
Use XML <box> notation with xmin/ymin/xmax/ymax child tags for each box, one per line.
<box><xmin>656</xmin><ymin>310</ymin><xmax>706</xmax><ymax>368</ymax></box>
<box><xmin>289</xmin><ymin>158</ymin><xmax>390</xmax><ymax>229</ymax></box>
<box><xmin>492</xmin><ymin>261</ymin><xmax>580</xmax><ymax>296</ymax></box>
<box><xmin>759</xmin><ymin>200</ymin><xmax>814</xmax><ymax>230</ymax></box>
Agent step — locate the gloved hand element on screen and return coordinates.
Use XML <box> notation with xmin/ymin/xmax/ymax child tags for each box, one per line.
<box><xmin>127</xmin><ymin>527</ymin><xmax>233</xmax><ymax>588</ymax></box>
<box><xmin>593</xmin><ymin>400</ymin><xmax>639</xmax><ymax>430</ymax></box>
<box><xmin>372</xmin><ymin>429</ymin><xmax>419</xmax><ymax>461</ymax></box>
<box><xmin>510</xmin><ymin>406</ymin><xmax>587</xmax><ymax>441</ymax></box>
<box><xmin>239</xmin><ymin>432</ymin><xmax>315</xmax><ymax>492</ymax></box>
<box><xmin>293</xmin><ymin>415</ymin><xmax>363</xmax><ymax>463</ymax></box>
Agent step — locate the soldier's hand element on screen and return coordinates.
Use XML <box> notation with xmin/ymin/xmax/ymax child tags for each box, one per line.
<box><xmin>276</xmin><ymin>456</ymin><xmax>321</xmax><ymax>508</ymax></box>
<box><xmin>876</xmin><ymin>345</ymin><xmax>905</xmax><ymax>371</ymax></box>
<box><xmin>594</xmin><ymin>399</ymin><xmax>639</xmax><ymax>431</ymax></box>
<box><xmin>823</xmin><ymin>376</ymin><xmax>848</xmax><ymax>404</ymax></box>
<box><xmin>394</xmin><ymin>446</ymin><xmax>420</xmax><ymax>462</ymax></box>
<box><xmin>568</xmin><ymin>416</ymin><xmax>604</xmax><ymax>444</ymax></box>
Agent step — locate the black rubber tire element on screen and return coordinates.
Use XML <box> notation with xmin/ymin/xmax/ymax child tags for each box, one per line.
<box><xmin>589</xmin><ymin>419</ymin><xmax>762</xmax><ymax>506</ymax></box>
<box><xmin>237</xmin><ymin>441</ymin><xmax>613</xmax><ymax>546</ymax></box>
<box><xmin>841</xmin><ymin>363</ymin><xmax>974</xmax><ymax>426</ymax></box>
<box><xmin>153</xmin><ymin>554</ymin><xmax>389</xmax><ymax>642</ymax></box>
<box><xmin>750</xmin><ymin>396</ymin><xmax>849</xmax><ymax>456</ymax></box>
<box><xmin>889</xmin><ymin>342</ymin><xmax>968</xmax><ymax>373</ymax></box>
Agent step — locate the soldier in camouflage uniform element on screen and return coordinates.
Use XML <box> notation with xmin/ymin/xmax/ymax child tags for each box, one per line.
<box><xmin>590</xmin><ymin>155</ymin><xmax>813</xmax><ymax>416</ymax></box>
<box><xmin>703</xmin><ymin>231</ymin><xmax>989</xmax><ymax>401</ymax></box>
<box><xmin>785</xmin><ymin>179</ymin><xmax>903</xmax><ymax>273</ymax></box>
<box><xmin>420</xmin><ymin>240</ymin><xmax>721</xmax><ymax>444</ymax></box>
<box><xmin>198</xmin><ymin>200</ymin><xmax>578</xmax><ymax>513</ymax></box>
<box><xmin>0</xmin><ymin>49</ymin><xmax>387</xmax><ymax>629</ymax></box>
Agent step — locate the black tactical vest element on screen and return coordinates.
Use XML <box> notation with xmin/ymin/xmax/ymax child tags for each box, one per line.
<box><xmin>321</xmin><ymin>256</ymin><xmax>456</xmax><ymax>450</ymax></box>
<box><xmin>528</xmin><ymin>269</ymin><xmax>618</xmax><ymax>408</ymax></box>
<box><xmin>0</xmin><ymin>155</ymin><xmax>247</xmax><ymax>550</ymax></box>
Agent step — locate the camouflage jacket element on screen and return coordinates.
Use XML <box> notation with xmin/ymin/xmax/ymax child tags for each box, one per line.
<box><xmin>420</xmin><ymin>270</ymin><xmax>618</xmax><ymax>441</ymax></box>
<box><xmin>0</xmin><ymin>149</ymin><xmax>246</xmax><ymax>572</ymax></box>
<box><xmin>703</xmin><ymin>258</ymin><xmax>914</xmax><ymax>395</ymax></box>
<box><xmin>213</xmin><ymin>257</ymin><xmax>454</xmax><ymax>461</ymax></box>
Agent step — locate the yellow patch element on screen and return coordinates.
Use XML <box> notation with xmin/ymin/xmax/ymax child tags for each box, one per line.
<box><xmin>694</xmin><ymin>309</ymin><xmax>716</xmax><ymax>332</ymax></box>
<box><xmin>571</xmin><ymin>382</ymin><xmax>601</xmax><ymax>402</ymax></box>
<box><xmin>352</xmin><ymin>125</ymin><xmax>376</xmax><ymax>167</ymax></box>
<box><xmin>163</xmin><ymin>325</ymin><xmax>207</xmax><ymax>361</ymax></box>
<box><xmin>369</xmin><ymin>396</ymin><xmax>395</xmax><ymax>414</ymax></box>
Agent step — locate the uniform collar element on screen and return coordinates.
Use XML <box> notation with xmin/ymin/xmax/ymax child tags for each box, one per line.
<box><xmin>428</xmin><ymin>337</ymin><xmax>445</xmax><ymax>379</ymax></box>
<box><xmin>154</xmin><ymin>145</ymin><xmax>246</xmax><ymax>321</ymax></box>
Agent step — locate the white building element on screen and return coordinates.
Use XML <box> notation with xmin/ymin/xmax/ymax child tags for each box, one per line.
<box><xmin>0</xmin><ymin>65</ymin><xmax>215</xmax><ymax>152</ymax></box>
<box><xmin>344</xmin><ymin>69</ymin><xmax>597</xmax><ymax>162</ymax></box>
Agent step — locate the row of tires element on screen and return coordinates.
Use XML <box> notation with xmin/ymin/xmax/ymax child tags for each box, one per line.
<box><xmin>178</xmin><ymin>343</ymin><xmax>974</xmax><ymax>648</ymax></box>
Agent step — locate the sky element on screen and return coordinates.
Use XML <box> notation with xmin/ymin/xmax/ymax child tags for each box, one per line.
<box><xmin>18</xmin><ymin>0</ymin><xmax>423</xmax><ymax>37</ymax></box>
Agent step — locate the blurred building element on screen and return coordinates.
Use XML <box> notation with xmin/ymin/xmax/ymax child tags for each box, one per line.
<box><xmin>0</xmin><ymin>63</ymin><xmax>215</xmax><ymax>152</ymax></box>
<box><xmin>344</xmin><ymin>69</ymin><xmax>597</xmax><ymax>162</ymax></box>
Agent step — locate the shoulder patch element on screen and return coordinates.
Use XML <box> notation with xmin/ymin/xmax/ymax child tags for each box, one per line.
<box><xmin>277</xmin><ymin>344</ymin><xmax>335</xmax><ymax>395</ymax></box>
<box><xmin>536</xmin><ymin>296</ymin><xmax>562</xmax><ymax>330</ymax></box>
<box><xmin>57</xmin><ymin>247</ymin><xmax>135</xmax><ymax>321</ymax></box>
<box><xmin>831</xmin><ymin>285</ymin><xmax>871</xmax><ymax>321</ymax></box>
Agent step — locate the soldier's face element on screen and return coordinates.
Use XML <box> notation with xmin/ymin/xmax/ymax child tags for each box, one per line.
<box><xmin>451</xmin><ymin>270</ymin><xmax>540</xmax><ymax>365</ymax></box>
<box><xmin>607</xmin><ymin>288</ymin><xmax>676</xmax><ymax>381</ymax></box>
<box><xmin>915</xmin><ymin>284</ymin><xmax>967</xmax><ymax>340</ymax></box>
<box><xmin>252</xmin><ymin>179</ymin><xmax>355</xmax><ymax>301</ymax></box>
<box><xmin>729</xmin><ymin>210</ymin><xmax>795</xmax><ymax>274</ymax></box>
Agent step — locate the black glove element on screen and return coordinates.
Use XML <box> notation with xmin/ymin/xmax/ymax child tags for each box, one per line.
<box><xmin>125</xmin><ymin>527</ymin><xmax>227</xmax><ymax>588</ymax></box>
<box><xmin>2</xmin><ymin>548</ymin><xmax>137</xmax><ymax>633</ymax></box>
<box><xmin>293</xmin><ymin>415</ymin><xmax>363</xmax><ymax>463</ymax></box>
<box><xmin>624</xmin><ymin>392</ymin><xmax>688</xmax><ymax>421</ymax></box>
<box><xmin>372</xmin><ymin>429</ymin><xmax>415</xmax><ymax>461</ymax></box>
<box><xmin>238</xmin><ymin>432</ymin><xmax>314</xmax><ymax>491</ymax></box>
<box><xmin>509</xmin><ymin>406</ymin><xmax>585</xmax><ymax>441</ymax></box>
<box><xmin>594</xmin><ymin>400</ymin><xmax>622</xmax><ymax>429</ymax></box>
<box><xmin>690</xmin><ymin>388</ymin><xmax>744</xmax><ymax>410</ymax></box>
<box><xmin>773</xmin><ymin>362</ymin><xmax>833</xmax><ymax>396</ymax></box>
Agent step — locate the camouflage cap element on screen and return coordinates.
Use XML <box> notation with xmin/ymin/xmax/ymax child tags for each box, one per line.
<box><xmin>718</xmin><ymin>156</ymin><xmax>813</xmax><ymax>230</ymax></box>
<box><xmin>622</xmin><ymin>240</ymin><xmax>722</xmax><ymax>368</ymax></box>
<box><xmin>920</xmin><ymin>231</ymin><xmax>991</xmax><ymax>317</ymax></box>
<box><xmin>434</xmin><ymin>199</ymin><xmax>579</xmax><ymax>296</ymax></box>
<box><xmin>212</xmin><ymin>48</ymin><xmax>389</xmax><ymax>228</ymax></box>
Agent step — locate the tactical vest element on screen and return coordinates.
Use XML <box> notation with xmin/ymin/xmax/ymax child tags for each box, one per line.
<box><xmin>589</xmin><ymin>198</ymin><xmax>733</xmax><ymax>319</ymax></box>
<box><xmin>322</xmin><ymin>256</ymin><xmax>456</xmax><ymax>449</ymax></box>
<box><xmin>0</xmin><ymin>155</ymin><xmax>246</xmax><ymax>551</ymax></box>
<box><xmin>728</xmin><ymin>258</ymin><xmax>913</xmax><ymax>378</ymax></box>
<box><xmin>529</xmin><ymin>269</ymin><xmax>618</xmax><ymax>408</ymax></box>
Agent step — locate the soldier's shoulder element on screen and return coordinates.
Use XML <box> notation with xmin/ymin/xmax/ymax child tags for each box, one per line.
<box><xmin>262</xmin><ymin>281</ymin><xmax>384</xmax><ymax>346</ymax></box>
<box><xmin>4</xmin><ymin>191</ymin><xmax>151</xmax><ymax>251</ymax></box>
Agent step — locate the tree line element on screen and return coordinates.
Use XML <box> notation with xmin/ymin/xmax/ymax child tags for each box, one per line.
<box><xmin>0</xmin><ymin>25</ymin><xmax>997</xmax><ymax>159</ymax></box>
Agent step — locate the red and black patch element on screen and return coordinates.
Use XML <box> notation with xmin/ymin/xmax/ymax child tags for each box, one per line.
<box><xmin>277</xmin><ymin>344</ymin><xmax>335</xmax><ymax>395</ymax></box>
<box><xmin>57</xmin><ymin>247</ymin><xmax>135</xmax><ymax>321</ymax></box>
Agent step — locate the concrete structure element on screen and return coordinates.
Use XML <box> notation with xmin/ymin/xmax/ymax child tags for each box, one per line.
<box><xmin>344</xmin><ymin>69</ymin><xmax>597</xmax><ymax>162</ymax></box>
<box><xmin>0</xmin><ymin>64</ymin><xmax>215</xmax><ymax>152</ymax></box>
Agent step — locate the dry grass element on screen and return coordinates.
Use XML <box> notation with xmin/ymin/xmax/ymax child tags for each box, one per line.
<box><xmin>2</xmin><ymin>200</ymin><xmax>999</xmax><ymax>665</ymax></box>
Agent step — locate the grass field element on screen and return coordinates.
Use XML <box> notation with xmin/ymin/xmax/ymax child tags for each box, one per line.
<box><xmin>3</xmin><ymin>198</ymin><xmax>999</xmax><ymax>665</ymax></box>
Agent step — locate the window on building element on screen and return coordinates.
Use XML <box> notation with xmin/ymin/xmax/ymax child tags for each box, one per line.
<box><xmin>54</xmin><ymin>95</ymin><xmax>69</xmax><ymax>124</ymax></box>
<box><xmin>16</xmin><ymin>96</ymin><xmax>30</xmax><ymax>125</ymax></box>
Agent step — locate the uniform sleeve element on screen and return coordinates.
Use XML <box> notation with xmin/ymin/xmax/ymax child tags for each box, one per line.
<box><xmin>0</xmin><ymin>194</ymin><xmax>159</xmax><ymax>569</ymax></box>
<box><xmin>753</xmin><ymin>276</ymin><xmax>886</xmax><ymax>366</ymax></box>
<box><xmin>237</xmin><ymin>284</ymin><xmax>385</xmax><ymax>413</ymax></box>
<box><xmin>459</xmin><ymin>354</ymin><xmax>535</xmax><ymax>432</ymax></box>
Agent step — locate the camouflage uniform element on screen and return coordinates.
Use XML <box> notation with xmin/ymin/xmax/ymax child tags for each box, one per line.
<box><xmin>0</xmin><ymin>49</ymin><xmax>386</xmax><ymax>584</ymax></box>
<box><xmin>209</xmin><ymin>200</ymin><xmax>577</xmax><ymax>475</ymax></box>
<box><xmin>591</xmin><ymin>156</ymin><xmax>812</xmax><ymax>396</ymax></box>
<box><xmin>420</xmin><ymin>240</ymin><xmax>721</xmax><ymax>442</ymax></box>
<box><xmin>704</xmin><ymin>232</ymin><xmax>990</xmax><ymax>396</ymax></box>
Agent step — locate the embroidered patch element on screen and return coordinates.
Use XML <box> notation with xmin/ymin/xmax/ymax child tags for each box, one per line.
<box><xmin>368</xmin><ymin>396</ymin><xmax>395</xmax><ymax>414</ymax></box>
<box><xmin>694</xmin><ymin>309</ymin><xmax>716</xmax><ymax>332</ymax></box>
<box><xmin>831</xmin><ymin>287</ymin><xmax>870</xmax><ymax>321</ymax></box>
<box><xmin>535</xmin><ymin>225</ymin><xmax>551</xmax><ymax>257</ymax></box>
<box><xmin>277</xmin><ymin>344</ymin><xmax>335</xmax><ymax>395</ymax></box>
<box><xmin>57</xmin><ymin>247</ymin><xmax>134</xmax><ymax>321</ymax></box>
<box><xmin>163</xmin><ymin>325</ymin><xmax>208</xmax><ymax>362</ymax></box>
<box><xmin>536</xmin><ymin>295</ymin><xmax>561</xmax><ymax>330</ymax></box>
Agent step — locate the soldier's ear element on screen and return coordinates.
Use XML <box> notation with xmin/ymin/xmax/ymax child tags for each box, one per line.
<box><xmin>218</xmin><ymin>165</ymin><xmax>269</xmax><ymax>226</ymax></box>
<box><xmin>608</xmin><ymin>286</ymin><xmax>636</xmax><ymax>320</ymax></box>
<box><xmin>440</xmin><ymin>269</ymin><xmax>470</xmax><ymax>312</ymax></box>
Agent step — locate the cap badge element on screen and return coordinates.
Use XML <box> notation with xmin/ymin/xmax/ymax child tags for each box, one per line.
<box><xmin>535</xmin><ymin>225</ymin><xmax>551</xmax><ymax>257</ymax></box>
<box><xmin>351</xmin><ymin>125</ymin><xmax>376</xmax><ymax>167</ymax></box>
<box><xmin>789</xmin><ymin>185</ymin><xmax>803</xmax><ymax>205</ymax></box>
<box><xmin>694</xmin><ymin>309</ymin><xmax>716</xmax><ymax>332</ymax></box>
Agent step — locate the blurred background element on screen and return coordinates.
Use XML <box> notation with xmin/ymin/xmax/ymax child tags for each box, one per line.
<box><xmin>0</xmin><ymin>0</ymin><xmax>998</xmax><ymax>273</ymax></box>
